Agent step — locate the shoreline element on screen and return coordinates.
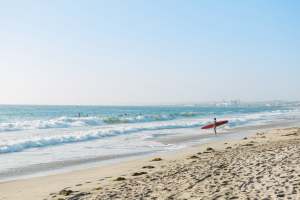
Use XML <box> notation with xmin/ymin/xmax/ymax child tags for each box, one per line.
<box><xmin>1</xmin><ymin>125</ymin><xmax>300</xmax><ymax>199</ymax></box>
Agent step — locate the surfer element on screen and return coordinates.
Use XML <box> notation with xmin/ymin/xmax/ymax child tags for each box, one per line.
<box><xmin>78</xmin><ymin>113</ymin><xmax>80</xmax><ymax>117</ymax></box>
<box><xmin>86</xmin><ymin>114</ymin><xmax>88</xmax><ymax>117</ymax></box>
<box><xmin>214</xmin><ymin>118</ymin><xmax>217</xmax><ymax>134</ymax></box>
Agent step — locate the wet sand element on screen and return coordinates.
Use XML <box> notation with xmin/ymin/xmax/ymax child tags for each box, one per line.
<box><xmin>1</xmin><ymin>126</ymin><xmax>300</xmax><ymax>200</ymax></box>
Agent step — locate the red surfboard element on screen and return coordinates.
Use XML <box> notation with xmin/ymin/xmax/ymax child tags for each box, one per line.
<box><xmin>201</xmin><ymin>120</ymin><xmax>228</xmax><ymax>129</ymax></box>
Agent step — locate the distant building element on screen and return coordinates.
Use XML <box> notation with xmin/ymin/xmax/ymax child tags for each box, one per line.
<box><xmin>230</xmin><ymin>100</ymin><xmax>238</xmax><ymax>105</ymax></box>
<box><xmin>229</xmin><ymin>99</ymin><xmax>241</xmax><ymax>106</ymax></box>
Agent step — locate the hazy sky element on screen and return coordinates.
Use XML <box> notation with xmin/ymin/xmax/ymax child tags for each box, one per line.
<box><xmin>1</xmin><ymin>0</ymin><xmax>299</xmax><ymax>105</ymax></box>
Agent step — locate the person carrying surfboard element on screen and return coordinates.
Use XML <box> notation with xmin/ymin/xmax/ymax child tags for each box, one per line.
<box><xmin>201</xmin><ymin>119</ymin><xmax>228</xmax><ymax>133</ymax></box>
<box><xmin>214</xmin><ymin>118</ymin><xmax>217</xmax><ymax>134</ymax></box>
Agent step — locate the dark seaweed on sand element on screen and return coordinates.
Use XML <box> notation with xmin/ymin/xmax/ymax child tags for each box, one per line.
<box><xmin>59</xmin><ymin>189</ymin><xmax>73</xmax><ymax>196</ymax></box>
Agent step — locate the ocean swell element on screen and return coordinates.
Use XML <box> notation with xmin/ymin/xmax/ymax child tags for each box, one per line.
<box><xmin>0</xmin><ymin>112</ymin><xmax>201</xmax><ymax>132</ymax></box>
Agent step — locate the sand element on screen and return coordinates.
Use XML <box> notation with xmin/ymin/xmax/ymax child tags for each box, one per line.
<box><xmin>1</xmin><ymin>126</ymin><xmax>300</xmax><ymax>200</ymax></box>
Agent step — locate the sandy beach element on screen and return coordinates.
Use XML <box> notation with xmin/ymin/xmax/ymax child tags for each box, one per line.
<box><xmin>1</xmin><ymin>126</ymin><xmax>300</xmax><ymax>200</ymax></box>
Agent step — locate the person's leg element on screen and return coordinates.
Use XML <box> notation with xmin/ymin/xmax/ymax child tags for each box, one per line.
<box><xmin>214</xmin><ymin>127</ymin><xmax>217</xmax><ymax>134</ymax></box>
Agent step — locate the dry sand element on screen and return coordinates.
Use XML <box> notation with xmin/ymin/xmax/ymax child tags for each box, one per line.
<box><xmin>1</xmin><ymin>126</ymin><xmax>300</xmax><ymax>200</ymax></box>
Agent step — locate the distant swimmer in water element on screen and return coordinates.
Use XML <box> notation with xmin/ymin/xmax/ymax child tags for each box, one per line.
<box><xmin>125</xmin><ymin>114</ymin><xmax>126</xmax><ymax>115</ymax></box>
<box><xmin>140</xmin><ymin>113</ymin><xmax>142</xmax><ymax>115</ymax></box>
<box><xmin>121</xmin><ymin>115</ymin><xmax>122</xmax><ymax>117</ymax></box>
<box><xmin>86</xmin><ymin>114</ymin><xmax>88</xmax><ymax>117</ymax></box>
<box><xmin>78</xmin><ymin>113</ymin><xmax>80</xmax><ymax>117</ymax></box>
<box><xmin>214</xmin><ymin>118</ymin><xmax>217</xmax><ymax>135</ymax></box>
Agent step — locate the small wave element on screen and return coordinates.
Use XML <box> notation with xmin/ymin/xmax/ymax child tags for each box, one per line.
<box><xmin>0</xmin><ymin>117</ymin><xmax>106</xmax><ymax>132</ymax></box>
<box><xmin>0</xmin><ymin>112</ymin><xmax>201</xmax><ymax>132</ymax></box>
<box><xmin>103</xmin><ymin>112</ymin><xmax>199</xmax><ymax>124</ymax></box>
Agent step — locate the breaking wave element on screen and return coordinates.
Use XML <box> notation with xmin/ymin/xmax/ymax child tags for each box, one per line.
<box><xmin>0</xmin><ymin>112</ymin><xmax>201</xmax><ymax>132</ymax></box>
<box><xmin>0</xmin><ymin>120</ymin><xmax>208</xmax><ymax>154</ymax></box>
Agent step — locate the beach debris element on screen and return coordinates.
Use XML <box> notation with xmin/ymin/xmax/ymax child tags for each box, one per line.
<box><xmin>226</xmin><ymin>146</ymin><xmax>232</xmax><ymax>149</ymax></box>
<box><xmin>151</xmin><ymin>158</ymin><xmax>162</xmax><ymax>161</ymax></box>
<box><xmin>91</xmin><ymin>187</ymin><xmax>102</xmax><ymax>191</ymax></box>
<box><xmin>189</xmin><ymin>155</ymin><xmax>199</xmax><ymax>159</ymax></box>
<box><xmin>203</xmin><ymin>147</ymin><xmax>215</xmax><ymax>153</ymax></box>
<box><xmin>261</xmin><ymin>136</ymin><xmax>266</xmax><ymax>138</ymax></box>
<box><xmin>142</xmin><ymin>165</ymin><xmax>155</xmax><ymax>169</ymax></box>
<box><xmin>75</xmin><ymin>184</ymin><xmax>82</xmax><ymax>186</ymax></box>
<box><xmin>197</xmin><ymin>152</ymin><xmax>202</xmax><ymax>154</ymax></box>
<box><xmin>58</xmin><ymin>189</ymin><xmax>73</xmax><ymax>196</ymax></box>
<box><xmin>243</xmin><ymin>143</ymin><xmax>254</xmax><ymax>146</ymax></box>
<box><xmin>243</xmin><ymin>137</ymin><xmax>247</xmax><ymax>140</ymax></box>
<box><xmin>282</xmin><ymin>133</ymin><xmax>298</xmax><ymax>136</ymax></box>
<box><xmin>111</xmin><ymin>177</ymin><xmax>126</xmax><ymax>181</ymax></box>
<box><xmin>224</xmin><ymin>143</ymin><xmax>227</xmax><ymax>144</ymax></box>
<box><xmin>132</xmin><ymin>172</ymin><xmax>147</xmax><ymax>176</ymax></box>
<box><xmin>191</xmin><ymin>160</ymin><xmax>196</xmax><ymax>163</ymax></box>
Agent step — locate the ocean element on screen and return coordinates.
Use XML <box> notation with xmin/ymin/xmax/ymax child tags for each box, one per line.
<box><xmin>0</xmin><ymin>105</ymin><xmax>299</xmax><ymax>183</ymax></box>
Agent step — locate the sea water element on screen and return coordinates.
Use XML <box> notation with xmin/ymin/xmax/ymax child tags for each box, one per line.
<box><xmin>0</xmin><ymin>105</ymin><xmax>299</xmax><ymax>182</ymax></box>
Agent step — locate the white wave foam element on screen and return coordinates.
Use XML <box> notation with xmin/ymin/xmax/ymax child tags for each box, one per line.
<box><xmin>0</xmin><ymin>120</ymin><xmax>210</xmax><ymax>154</ymax></box>
<box><xmin>0</xmin><ymin>117</ymin><xmax>106</xmax><ymax>132</ymax></box>
<box><xmin>102</xmin><ymin>112</ymin><xmax>200</xmax><ymax>124</ymax></box>
<box><xmin>0</xmin><ymin>112</ymin><xmax>201</xmax><ymax>132</ymax></box>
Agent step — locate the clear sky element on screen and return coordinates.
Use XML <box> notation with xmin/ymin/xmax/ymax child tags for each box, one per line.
<box><xmin>1</xmin><ymin>0</ymin><xmax>299</xmax><ymax>105</ymax></box>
